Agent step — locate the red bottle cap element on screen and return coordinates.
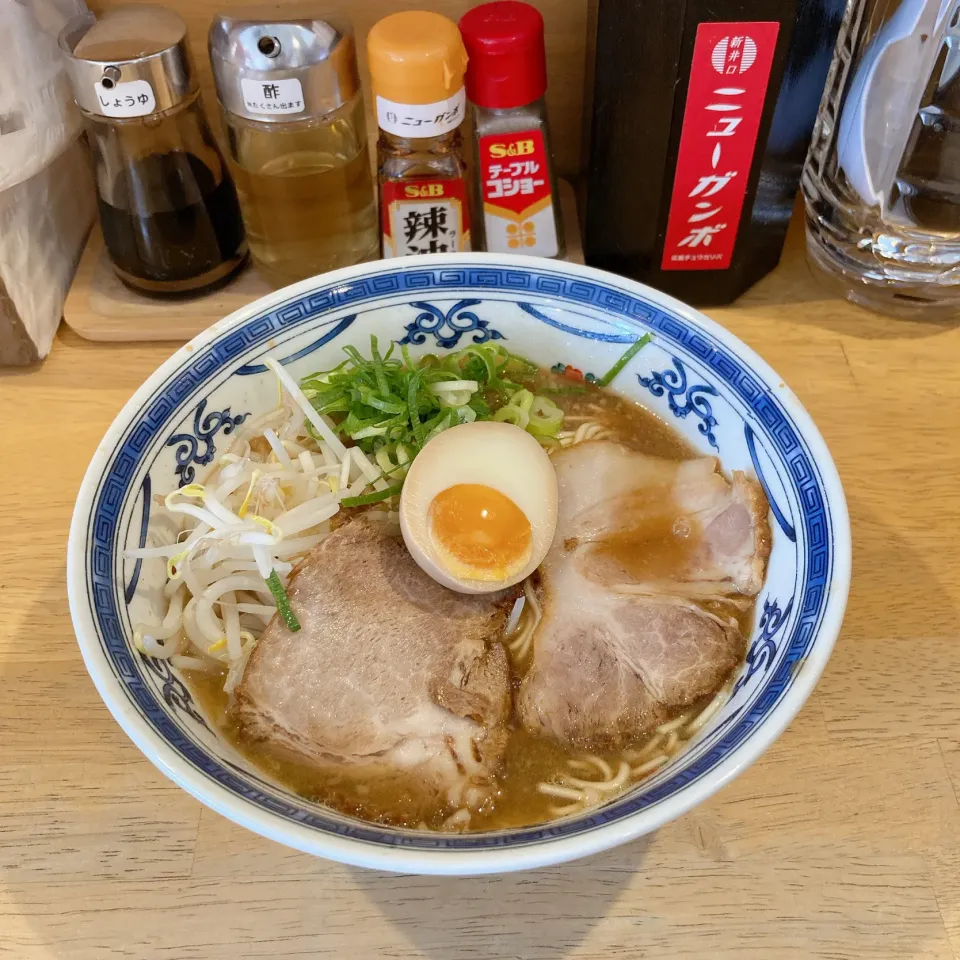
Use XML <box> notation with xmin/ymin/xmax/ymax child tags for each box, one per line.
<box><xmin>459</xmin><ymin>1</ymin><xmax>547</xmax><ymax>110</ymax></box>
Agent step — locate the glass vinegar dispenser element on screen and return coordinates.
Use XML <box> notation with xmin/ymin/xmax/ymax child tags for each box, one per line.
<box><xmin>60</xmin><ymin>5</ymin><xmax>247</xmax><ymax>297</ymax></box>
<box><xmin>209</xmin><ymin>5</ymin><xmax>379</xmax><ymax>288</ymax></box>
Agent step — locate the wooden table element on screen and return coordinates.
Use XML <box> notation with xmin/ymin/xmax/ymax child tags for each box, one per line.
<box><xmin>3</xmin><ymin>216</ymin><xmax>960</xmax><ymax>959</ymax></box>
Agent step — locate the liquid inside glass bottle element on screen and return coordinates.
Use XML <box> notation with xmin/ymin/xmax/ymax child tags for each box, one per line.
<box><xmin>376</xmin><ymin>128</ymin><xmax>471</xmax><ymax>255</ymax></box>
<box><xmin>210</xmin><ymin>7</ymin><xmax>378</xmax><ymax>288</ymax></box>
<box><xmin>225</xmin><ymin>97</ymin><xmax>377</xmax><ymax>285</ymax></box>
<box><xmin>88</xmin><ymin>106</ymin><xmax>246</xmax><ymax>293</ymax></box>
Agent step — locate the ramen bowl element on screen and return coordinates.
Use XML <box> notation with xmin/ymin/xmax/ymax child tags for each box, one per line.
<box><xmin>67</xmin><ymin>254</ymin><xmax>850</xmax><ymax>875</ymax></box>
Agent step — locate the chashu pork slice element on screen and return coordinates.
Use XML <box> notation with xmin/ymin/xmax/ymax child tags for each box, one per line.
<box><xmin>235</xmin><ymin>515</ymin><xmax>513</xmax><ymax>809</ymax></box>
<box><xmin>552</xmin><ymin>442</ymin><xmax>771</xmax><ymax>597</ymax></box>
<box><xmin>517</xmin><ymin>440</ymin><xmax>771</xmax><ymax>749</ymax></box>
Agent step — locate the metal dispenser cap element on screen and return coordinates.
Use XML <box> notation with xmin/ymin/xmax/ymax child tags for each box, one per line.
<box><xmin>59</xmin><ymin>5</ymin><xmax>196</xmax><ymax>118</ymax></box>
<box><xmin>209</xmin><ymin>4</ymin><xmax>359</xmax><ymax>123</ymax></box>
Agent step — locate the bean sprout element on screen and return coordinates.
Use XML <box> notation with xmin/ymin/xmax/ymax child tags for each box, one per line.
<box><xmin>125</xmin><ymin>365</ymin><xmax>393</xmax><ymax>693</ymax></box>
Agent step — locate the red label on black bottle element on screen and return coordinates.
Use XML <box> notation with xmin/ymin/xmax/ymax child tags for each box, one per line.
<box><xmin>661</xmin><ymin>21</ymin><xmax>779</xmax><ymax>271</ymax></box>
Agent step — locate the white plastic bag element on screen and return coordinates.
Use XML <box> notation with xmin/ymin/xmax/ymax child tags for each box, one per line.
<box><xmin>0</xmin><ymin>0</ymin><xmax>95</xmax><ymax>364</ymax></box>
<box><xmin>0</xmin><ymin>0</ymin><xmax>88</xmax><ymax>190</ymax></box>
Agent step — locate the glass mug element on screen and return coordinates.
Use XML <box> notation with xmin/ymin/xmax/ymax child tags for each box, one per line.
<box><xmin>803</xmin><ymin>0</ymin><xmax>960</xmax><ymax>315</ymax></box>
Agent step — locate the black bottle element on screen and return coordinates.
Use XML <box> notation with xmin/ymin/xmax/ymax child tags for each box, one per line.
<box><xmin>581</xmin><ymin>0</ymin><xmax>845</xmax><ymax>305</ymax></box>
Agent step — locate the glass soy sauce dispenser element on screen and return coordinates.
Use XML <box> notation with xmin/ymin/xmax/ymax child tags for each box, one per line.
<box><xmin>60</xmin><ymin>5</ymin><xmax>247</xmax><ymax>297</ymax></box>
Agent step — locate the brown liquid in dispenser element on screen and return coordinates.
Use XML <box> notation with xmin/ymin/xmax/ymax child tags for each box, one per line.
<box><xmin>98</xmin><ymin>150</ymin><xmax>246</xmax><ymax>294</ymax></box>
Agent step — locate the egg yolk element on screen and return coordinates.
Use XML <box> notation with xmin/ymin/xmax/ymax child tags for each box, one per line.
<box><xmin>428</xmin><ymin>484</ymin><xmax>532</xmax><ymax>576</ymax></box>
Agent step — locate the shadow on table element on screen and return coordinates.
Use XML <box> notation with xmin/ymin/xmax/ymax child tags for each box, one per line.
<box><xmin>349</xmin><ymin>500</ymin><xmax>957</xmax><ymax>960</ymax></box>
<box><xmin>838</xmin><ymin>493</ymin><xmax>954</xmax><ymax>637</ymax></box>
<box><xmin>720</xmin><ymin>253</ymin><xmax>960</xmax><ymax>341</ymax></box>
<box><xmin>4</xmin><ymin>496</ymin><xmax>955</xmax><ymax>957</ymax></box>
<box><xmin>0</xmin><ymin>325</ymin><xmax>175</xmax><ymax>388</ymax></box>
<box><xmin>704</xmin><ymin>205</ymin><xmax>960</xmax><ymax>340</ymax></box>
<box><xmin>769</xmin><ymin>289</ymin><xmax>960</xmax><ymax>341</ymax></box>
<box><xmin>350</xmin><ymin>837</ymin><xmax>645</xmax><ymax>960</ymax></box>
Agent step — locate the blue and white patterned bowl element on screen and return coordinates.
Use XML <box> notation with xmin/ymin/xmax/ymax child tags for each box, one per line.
<box><xmin>67</xmin><ymin>254</ymin><xmax>850</xmax><ymax>875</ymax></box>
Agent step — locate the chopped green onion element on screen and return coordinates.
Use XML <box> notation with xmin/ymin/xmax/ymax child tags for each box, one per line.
<box><xmin>314</xmin><ymin>395</ymin><xmax>352</xmax><ymax>415</ymax></box>
<box><xmin>510</xmin><ymin>389</ymin><xmax>535</xmax><ymax>412</ymax></box>
<box><xmin>300</xmin><ymin>335</ymin><xmax>573</xmax><ymax>481</ymax></box>
<box><xmin>406</xmin><ymin>369</ymin><xmax>425</xmax><ymax>447</ymax></box>
<box><xmin>375</xmin><ymin>443</ymin><xmax>411</xmax><ymax>479</ymax></box>
<box><xmin>350</xmin><ymin>424</ymin><xmax>390</xmax><ymax>439</ymax></box>
<box><xmin>505</xmin><ymin>352</ymin><xmax>539</xmax><ymax>372</ymax></box>
<box><xmin>494</xmin><ymin>404</ymin><xmax>530</xmax><ymax>429</ymax></box>
<box><xmin>425</xmin><ymin>409</ymin><xmax>457</xmax><ymax>442</ymax></box>
<box><xmin>596</xmin><ymin>334</ymin><xmax>653</xmax><ymax>387</ymax></box>
<box><xmin>370</xmin><ymin>335</ymin><xmax>391</xmax><ymax>396</ymax></box>
<box><xmin>526</xmin><ymin>395</ymin><xmax>564</xmax><ymax>436</ymax></box>
<box><xmin>340</xmin><ymin>483</ymin><xmax>404</xmax><ymax>507</ymax></box>
<box><xmin>266</xmin><ymin>569</ymin><xmax>300</xmax><ymax>633</ymax></box>
<box><xmin>357</xmin><ymin>386</ymin><xmax>405</xmax><ymax>414</ymax></box>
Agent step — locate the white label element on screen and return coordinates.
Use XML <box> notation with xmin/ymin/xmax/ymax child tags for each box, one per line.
<box><xmin>94</xmin><ymin>80</ymin><xmax>156</xmax><ymax>118</ymax></box>
<box><xmin>386</xmin><ymin>199</ymin><xmax>469</xmax><ymax>257</ymax></box>
<box><xmin>483</xmin><ymin>203</ymin><xmax>559</xmax><ymax>258</ymax></box>
<box><xmin>376</xmin><ymin>89</ymin><xmax>466</xmax><ymax>138</ymax></box>
<box><xmin>240</xmin><ymin>77</ymin><xmax>305</xmax><ymax>115</ymax></box>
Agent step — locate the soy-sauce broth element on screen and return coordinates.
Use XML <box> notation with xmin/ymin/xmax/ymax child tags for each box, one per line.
<box><xmin>184</xmin><ymin>380</ymin><xmax>752</xmax><ymax>831</ymax></box>
<box><xmin>553</xmin><ymin>373</ymin><xmax>697</xmax><ymax>459</ymax></box>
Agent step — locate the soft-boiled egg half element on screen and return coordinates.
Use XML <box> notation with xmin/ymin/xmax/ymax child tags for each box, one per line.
<box><xmin>399</xmin><ymin>421</ymin><xmax>559</xmax><ymax>594</ymax></box>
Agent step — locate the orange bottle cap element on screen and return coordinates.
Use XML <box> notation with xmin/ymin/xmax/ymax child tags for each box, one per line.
<box><xmin>367</xmin><ymin>11</ymin><xmax>468</xmax><ymax>105</ymax></box>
